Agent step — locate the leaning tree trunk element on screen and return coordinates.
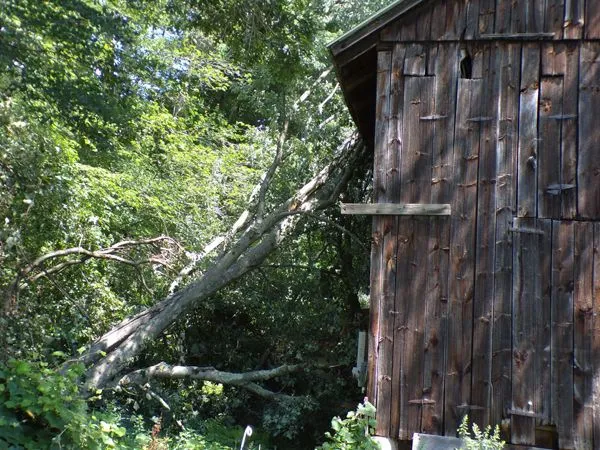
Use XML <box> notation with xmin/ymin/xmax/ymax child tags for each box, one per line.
<box><xmin>75</xmin><ymin>136</ymin><xmax>365</xmax><ymax>391</ymax></box>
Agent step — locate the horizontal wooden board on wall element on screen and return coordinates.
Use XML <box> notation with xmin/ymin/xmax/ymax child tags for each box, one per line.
<box><xmin>340</xmin><ymin>203</ymin><xmax>451</xmax><ymax>216</ymax></box>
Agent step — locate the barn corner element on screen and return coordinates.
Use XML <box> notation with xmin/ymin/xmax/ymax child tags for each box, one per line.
<box><xmin>330</xmin><ymin>0</ymin><xmax>600</xmax><ymax>448</ymax></box>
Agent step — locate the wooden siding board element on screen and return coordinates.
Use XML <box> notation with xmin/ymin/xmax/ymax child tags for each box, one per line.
<box><xmin>445</xmin><ymin>78</ymin><xmax>481</xmax><ymax>435</ymax></box>
<box><xmin>495</xmin><ymin>0</ymin><xmax>512</xmax><ymax>34</ymax></box>
<box><xmin>395</xmin><ymin>217</ymin><xmax>412</xmax><ymax>440</ymax></box>
<box><xmin>578</xmin><ymin>42</ymin><xmax>600</xmax><ymax>219</ymax></box>
<box><xmin>593</xmin><ymin>224</ymin><xmax>600</xmax><ymax>447</ymax></box>
<box><xmin>552</xmin><ymin>220</ymin><xmax>574</xmax><ymax>450</ymax></box>
<box><xmin>538</xmin><ymin>76</ymin><xmax>563</xmax><ymax>219</ymax></box>
<box><xmin>563</xmin><ymin>0</ymin><xmax>583</xmax><ymax>39</ymax></box>
<box><xmin>492</xmin><ymin>42</ymin><xmax>521</xmax><ymax>428</ymax></box>
<box><xmin>517</xmin><ymin>44</ymin><xmax>540</xmax><ymax>218</ymax></box>
<box><xmin>560</xmin><ymin>44</ymin><xmax>578</xmax><ymax>219</ymax></box>
<box><xmin>415</xmin><ymin>7</ymin><xmax>433</xmax><ymax>41</ymax></box>
<box><xmin>432</xmin><ymin>43</ymin><xmax>459</xmax><ymax>206</ymax></box>
<box><xmin>421</xmin><ymin>217</ymin><xmax>450</xmax><ymax>435</ymax></box>
<box><xmin>404</xmin><ymin>44</ymin><xmax>427</xmax><ymax>76</ymax></box>
<box><xmin>511</xmin><ymin>218</ymin><xmax>539</xmax><ymax>445</ymax></box>
<box><xmin>406</xmin><ymin>217</ymin><xmax>429</xmax><ymax>436</ymax></box>
<box><xmin>430</xmin><ymin>0</ymin><xmax>448</xmax><ymax>40</ymax></box>
<box><xmin>373</xmin><ymin>50</ymin><xmax>393</xmax><ymax>437</ymax></box>
<box><xmin>478</xmin><ymin>0</ymin><xmax>495</xmax><ymax>35</ymax></box>
<box><xmin>465</xmin><ymin>0</ymin><xmax>481</xmax><ymax>39</ymax></box>
<box><xmin>389</xmin><ymin>44</ymin><xmax>407</xmax><ymax>438</ymax></box>
<box><xmin>538</xmin><ymin>219</ymin><xmax>553</xmax><ymax>425</ymax></box>
<box><xmin>445</xmin><ymin>0</ymin><xmax>467</xmax><ymax>40</ymax></box>
<box><xmin>544</xmin><ymin>0</ymin><xmax>564</xmax><ymax>39</ymax></box>
<box><xmin>585</xmin><ymin>0</ymin><xmax>600</xmax><ymax>38</ymax></box>
<box><xmin>421</xmin><ymin>43</ymin><xmax>457</xmax><ymax>435</ymax></box>
<box><xmin>573</xmin><ymin>221</ymin><xmax>593</xmax><ymax>449</ymax></box>
<box><xmin>471</xmin><ymin>43</ymin><xmax>497</xmax><ymax>429</ymax></box>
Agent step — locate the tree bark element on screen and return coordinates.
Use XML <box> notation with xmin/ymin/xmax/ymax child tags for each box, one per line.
<box><xmin>116</xmin><ymin>362</ymin><xmax>308</xmax><ymax>401</ymax></box>
<box><xmin>75</xmin><ymin>136</ymin><xmax>365</xmax><ymax>392</ymax></box>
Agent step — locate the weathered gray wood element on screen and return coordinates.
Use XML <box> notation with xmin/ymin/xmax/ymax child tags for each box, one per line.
<box><xmin>563</xmin><ymin>0</ymin><xmax>583</xmax><ymax>39</ymax></box>
<box><xmin>478</xmin><ymin>0</ymin><xmax>495</xmax><ymax>35</ymax></box>
<box><xmin>404</xmin><ymin>44</ymin><xmax>427</xmax><ymax>76</ymax></box>
<box><xmin>573</xmin><ymin>221</ymin><xmax>593</xmax><ymax>449</ymax></box>
<box><xmin>537</xmin><ymin>219</ymin><xmax>553</xmax><ymax>426</ymax></box>
<box><xmin>578</xmin><ymin>42</ymin><xmax>600</xmax><ymax>219</ymax></box>
<box><xmin>492</xmin><ymin>42</ymin><xmax>520</xmax><ymax>429</ymax></box>
<box><xmin>465</xmin><ymin>0</ymin><xmax>481</xmax><ymax>39</ymax></box>
<box><xmin>517</xmin><ymin>44</ymin><xmax>540</xmax><ymax>218</ymax></box>
<box><xmin>430</xmin><ymin>0</ymin><xmax>448</xmax><ymax>40</ymax></box>
<box><xmin>592</xmin><ymin>224</ymin><xmax>600</xmax><ymax>447</ymax></box>
<box><xmin>341</xmin><ymin>203</ymin><xmax>451</xmax><ymax>216</ymax></box>
<box><xmin>495</xmin><ymin>0</ymin><xmax>512</xmax><ymax>34</ymax></box>
<box><xmin>394</xmin><ymin>216</ymin><xmax>412</xmax><ymax>441</ymax></box>
<box><xmin>388</xmin><ymin>43</ymin><xmax>406</xmax><ymax>439</ymax></box>
<box><xmin>445</xmin><ymin>78</ymin><xmax>481</xmax><ymax>436</ymax></box>
<box><xmin>421</xmin><ymin>217</ymin><xmax>450</xmax><ymax>435</ymax></box>
<box><xmin>560</xmin><ymin>44</ymin><xmax>578</xmax><ymax>219</ymax></box>
<box><xmin>538</xmin><ymin>76</ymin><xmax>563</xmax><ymax>219</ymax></box>
<box><xmin>585</xmin><ymin>0</ymin><xmax>600</xmax><ymax>39</ymax></box>
<box><xmin>511</xmin><ymin>217</ymin><xmax>538</xmax><ymax>445</ymax></box>
<box><xmin>544</xmin><ymin>0</ymin><xmax>564</xmax><ymax>39</ymax></box>
<box><xmin>552</xmin><ymin>221</ymin><xmax>574</xmax><ymax>449</ymax></box>
<box><xmin>415</xmin><ymin>6</ymin><xmax>432</xmax><ymax>41</ymax></box>
<box><xmin>372</xmin><ymin>50</ymin><xmax>393</xmax><ymax>438</ymax></box>
<box><xmin>406</xmin><ymin>217</ymin><xmax>429</xmax><ymax>437</ymax></box>
<box><xmin>471</xmin><ymin>43</ymin><xmax>497</xmax><ymax>430</ymax></box>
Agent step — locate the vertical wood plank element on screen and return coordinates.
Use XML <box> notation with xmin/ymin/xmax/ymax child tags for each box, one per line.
<box><xmin>415</xmin><ymin>7</ymin><xmax>433</xmax><ymax>41</ymax></box>
<box><xmin>373</xmin><ymin>50</ymin><xmax>393</xmax><ymax>438</ymax></box>
<box><xmin>511</xmin><ymin>217</ymin><xmax>539</xmax><ymax>445</ymax></box>
<box><xmin>563</xmin><ymin>0</ymin><xmax>584</xmax><ymax>39</ymax></box>
<box><xmin>517</xmin><ymin>44</ymin><xmax>540</xmax><ymax>218</ymax></box>
<box><xmin>398</xmin><ymin>75</ymin><xmax>436</xmax><ymax>439</ymax></box>
<box><xmin>478</xmin><ymin>0</ymin><xmax>495</xmax><ymax>35</ymax></box>
<box><xmin>395</xmin><ymin>216</ymin><xmax>411</xmax><ymax>440</ymax></box>
<box><xmin>578</xmin><ymin>43</ymin><xmax>600</xmax><ymax>219</ymax></box>
<box><xmin>421</xmin><ymin>217</ymin><xmax>450</xmax><ymax>435</ymax></box>
<box><xmin>388</xmin><ymin>43</ymin><xmax>406</xmax><ymax>439</ymax></box>
<box><xmin>574</xmin><ymin>222</ymin><xmax>593</xmax><ymax>449</ymax></box>
<box><xmin>445</xmin><ymin>0</ymin><xmax>467</xmax><ymax>40</ymax></box>
<box><xmin>492</xmin><ymin>42</ymin><xmax>521</xmax><ymax>429</ymax></box>
<box><xmin>537</xmin><ymin>219</ymin><xmax>553</xmax><ymax>425</ymax></box>
<box><xmin>560</xmin><ymin>44</ymin><xmax>578</xmax><ymax>219</ymax></box>
<box><xmin>544</xmin><ymin>0</ymin><xmax>564</xmax><ymax>39</ymax></box>
<box><xmin>465</xmin><ymin>0</ymin><xmax>481</xmax><ymax>39</ymax></box>
<box><xmin>552</xmin><ymin>220</ymin><xmax>574</xmax><ymax>449</ymax></box>
<box><xmin>538</xmin><ymin>76</ymin><xmax>563</xmax><ymax>219</ymax></box>
<box><xmin>404</xmin><ymin>44</ymin><xmax>427</xmax><ymax>76</ymax></box>
<box><xmin>527</xmin><ymin>0</ymin><xmax>544</xmax><ymax>33</ymax></box>
<box><xmin>430</xmin><ymin>0</ymin><xmax>448</xmax><ymax>40</ymax></box>
<box><xmin>406</xmin><ymin>217</ymin><xmax>429</xmax><ymax>436</ymax></box>
<box><xmin>495</xmin><ymin>0</ymin><xmax>512</xmax><ymax>34</ymax></box>
<box><xmin>421</xmin><ymin>42</ymin><xmax>458</xmax><ymax>436</ymax></box>
<box><xmin>585</xmin><ymin>0</ymin><xmax>600</xmax><ymax>39</ymax></box>
<box><xmin>592</xmin><ymin>224</ymin><xmax>600</xmax><ymax>447</ymax></box>
<box><xmin>445</xmin><ymin>78</ymin><xmax>481</xmax><ymax>436</ymax></box>
<box><xmin>471</xmin><ymin>43</ymin><xmax>497</xmax><ymax>430</ymax></box>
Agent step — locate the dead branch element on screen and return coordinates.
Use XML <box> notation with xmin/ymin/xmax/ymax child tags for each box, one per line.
<box><xmin>4</xmin><ymin>236</ymin><xmax>183</xmax><ymax>312</ymax></box>
<box><xmin>116</xmin><ymin>362</ymin><xmax>307</xmax><ymax>401</ymax></box>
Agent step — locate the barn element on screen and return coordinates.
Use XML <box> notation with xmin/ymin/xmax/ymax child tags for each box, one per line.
<box><xmin>329</xmin><ymin>0</ymin><xmax>600</xmax><ymax>448</ymax></box>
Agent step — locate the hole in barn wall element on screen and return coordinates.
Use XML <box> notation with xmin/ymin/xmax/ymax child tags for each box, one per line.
<box><xmin>460</xmin><ymin>48</ymin><xmax>473</xmax><ymax>79</ymax></box>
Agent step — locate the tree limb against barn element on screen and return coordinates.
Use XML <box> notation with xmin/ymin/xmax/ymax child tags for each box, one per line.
<box><xmin>65</xmin><ymin>133</ymin><xmax>365</xmax><ymax>392</ymax></box>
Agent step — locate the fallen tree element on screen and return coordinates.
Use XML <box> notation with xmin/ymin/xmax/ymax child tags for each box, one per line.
<box><xmin>55</xmin><ymin>134</ymin><xmax>366</xmax><ymax>393</ymax></box>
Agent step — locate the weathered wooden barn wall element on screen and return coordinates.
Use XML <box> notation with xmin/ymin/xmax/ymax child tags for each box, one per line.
<box><xmin>339</xmin><ymin>0</ymin><xmax>600</xmax><ymax>448</ymax></box>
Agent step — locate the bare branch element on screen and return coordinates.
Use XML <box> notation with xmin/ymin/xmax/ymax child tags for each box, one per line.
<box><xmin>4</xmin><ymin>236</ymin><xmax>183</xmax><ymax>313</ymax></box>
<box><xmin>115</xmin><ymin>362</ymin><xmax>307</xmax><ymax>401</ymax></box>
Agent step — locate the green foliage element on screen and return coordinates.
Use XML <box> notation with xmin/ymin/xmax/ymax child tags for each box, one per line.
<box><xmin>1</xmin><ymin>0</ymin><xmax>387</xmax><ymax>447</ymax></box>
<box><xmin>316</xmin><ymin>400</ymin><xmax>380</xmax><ymax>450</ymax></box>
<box><xmin>457</xmin><ymin>416</ymin><xmax>506</xmax><ymax>450</ymax></box>
<box><xmin>0</xmin><ymin>359</ymin><xmax>131</xmax><ymax>449</ymax></box>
